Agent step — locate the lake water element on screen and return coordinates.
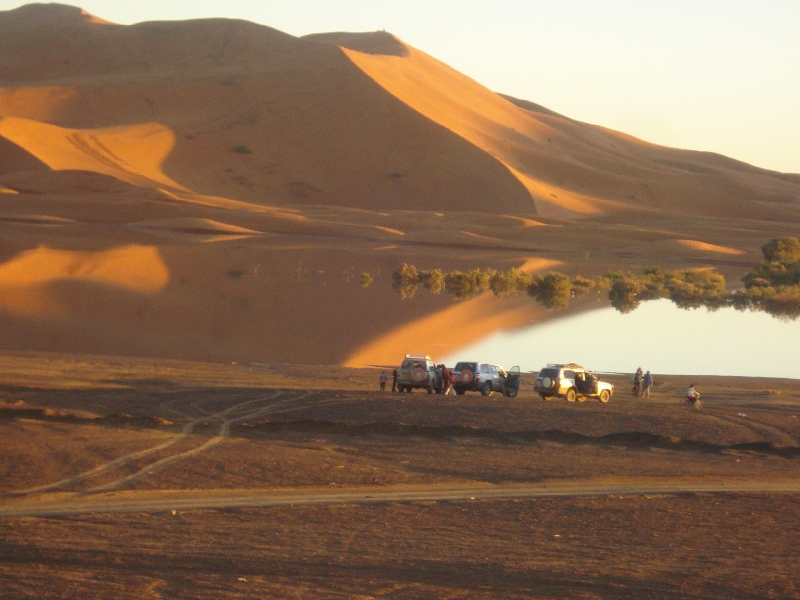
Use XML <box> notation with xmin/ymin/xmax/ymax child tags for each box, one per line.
<box><xmin>442</xmin><ymin>299</ymin><xmax>800</xmax><ymax>379</ymax></box>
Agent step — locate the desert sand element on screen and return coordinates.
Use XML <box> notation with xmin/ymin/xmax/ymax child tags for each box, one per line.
<box><xmin>1</xmin><ymin>351</ymin><xmax>800</xmax><ymax>598</ymax></box>
<box><xmin>0</xmin><ymin>3</ymin><xmax>799</xmax><ymax>366</ymax></box>
<box><xmin>3</xmin><ymin>6</ymin><xmax>800</xmax><ymax>598</ymax></box>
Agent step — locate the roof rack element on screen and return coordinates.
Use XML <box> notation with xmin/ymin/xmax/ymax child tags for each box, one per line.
<box><xmin>547</xmin><ymin>363</ymin><xmax>584</xmax><ymax>369</ymax></box>
<box><xmin>405</xmin><ymin>354</ymin><xmax>432</xmax><ymax>361</ymax></box>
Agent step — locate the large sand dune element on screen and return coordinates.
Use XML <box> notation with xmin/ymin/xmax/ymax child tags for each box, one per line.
<box><xmin>1</xmin><ymin>3</ymin><xmax>799</xmax><ymax>365</ymax></box>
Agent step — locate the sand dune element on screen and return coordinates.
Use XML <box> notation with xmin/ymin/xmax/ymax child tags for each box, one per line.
<box><xmin>0</xmin><ymin>3</ymin><xmax>798</xmax><ymax>366</ymax></box>
<box><xmin>674</xmin><ymin>240</ymin><xmax>747</xmax><ymax>255</ymax></box>
<box><xmin>0</xmin><ymin>117</ymin><xmax>184</xmax><ymax>190</ymax></box>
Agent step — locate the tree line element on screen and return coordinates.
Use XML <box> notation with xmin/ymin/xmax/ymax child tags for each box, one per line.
<box><xmin>391</xmin><ymin>237</ymin><xmax>800</xmax><ymax>319</ymax></box>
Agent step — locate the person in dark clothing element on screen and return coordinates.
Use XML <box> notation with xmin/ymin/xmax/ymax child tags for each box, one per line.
<box><xmin>391</xmin><ymin>369</ymin><xmax>398</xmax><ymax>392</ymax></box>
<box><xmin>642</xmin><ymin>371</ymin><xmax>653</xmax><ymax>398</ymax></box>
<box><xmin>440</xmin><ymin>365</ymin><xmax>452</xmax><ymax>395</ymax></box>
<box><xmin>633</xmin><ymin>367</ymin><xmax>643</xmax><ymax>397</ymax></box>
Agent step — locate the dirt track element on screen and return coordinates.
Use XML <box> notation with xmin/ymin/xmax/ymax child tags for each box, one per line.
<box><xmin>2</xmin><ymin>353</ymin><xmax>800</xmax><ymax>599</ymax></box>
<box><xmin>3</xmin><ymin>478</ymin><xmax>800</xmax><ymax>518</ymax></box>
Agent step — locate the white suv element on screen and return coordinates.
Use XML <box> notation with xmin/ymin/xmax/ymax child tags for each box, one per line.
<box><xmin>534</xmin><ymin>363</ymin><xmax>613</xmax><ymax>403</ymax></box>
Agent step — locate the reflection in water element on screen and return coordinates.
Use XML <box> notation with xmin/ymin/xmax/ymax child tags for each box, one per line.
<box><xmin>442</xmin><ymin>299</ymin><xmax>800</xmax><ymax>379</ymax></box>
<box><xmin>0</xmin><ymin>245</ymin><xmax>170</xmax><ymax>317</ymax></box>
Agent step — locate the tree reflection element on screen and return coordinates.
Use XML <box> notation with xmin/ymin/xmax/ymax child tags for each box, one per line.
<box><xmin>390</xmin><ymin>237</ymin><xmax>800</xmax><ymax>320</ymax></box>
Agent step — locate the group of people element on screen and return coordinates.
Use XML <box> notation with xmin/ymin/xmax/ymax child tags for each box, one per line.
<box><xmin>632</xmin><ymin>367</ymin><xmax>654</xmax><ymax>398</ymax></box>
<box><xmin>632</xmin><ymin>367</ymin><xmax>701</xmax><ymax>407</ymax></box>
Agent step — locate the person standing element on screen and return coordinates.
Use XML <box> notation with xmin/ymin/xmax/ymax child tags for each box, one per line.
<box><xmin>633</xmin><ymin>367</ymin><xmax>643</xmax><ymax>397</ymax></box>
<box><xmin>686</xmin><ymin>383</ymin><xmax>701</xmax><ymax>407</ymax></box>
<box><xmin>642</xmin><ymin>371</ymin><xmax>653</xmax><ymax>398</ymax></box>
<box><xmin>391</xmin><ymin>369</ymin><xmax>398</xmax><ymax>392</ymax></box>
<box><xmin>379</xmin><ymin>371</ymin><xmax>388</xmax><ymax>391</ymax></box>
<box><xmin>441</xmin><ymin>364</ymin><xmax>452</xmax><ymax>395</ymax></box>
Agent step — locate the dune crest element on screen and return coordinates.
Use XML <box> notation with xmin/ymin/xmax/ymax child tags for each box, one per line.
<box><xmin>675</xmin><ymin>240</ymin><xmax>746</xmax><ymax>255</ymax></box>
<box><xmin>128</xmin><ymin>217</ymin><xmax>263</xmax><ymax>243</ymax></box>
<box><xmin>0</xmin><ymin>117</ymin><xmax>185</xmax><ymax>191</ymax></box>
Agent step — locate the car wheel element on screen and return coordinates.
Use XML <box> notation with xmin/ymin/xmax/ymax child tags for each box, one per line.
<box><xmin>539</xmin><ymin>394</ymin><xmax>552</xmax><ymax>401</ymax></box>
<box><xmin>566</xmin><ymin>388</ymin><xmax>577</xmax><ymax>402</ymax></box>
<box><xmin>577</xmin><ymin>395</ymin><xmax>586</xmax><ymax>402</ymax></box>
<box><xmin>506</xmin><ymin>387</ymin><xmax>518</xmax><ymax>398</ymax></box>
<box><xmin>455</xmin><ymin>388</ymin><xmax>465</xmax><ymax>396</ymax></box>
<box><xmin>599</xmin><ymin>390</ymin><xmax>610</xmax><ymax>403</ymax></box>
<box><xmin>481</xmin><ymin>382</ymin><xmax>492</xmax><ymax>396</ymax></box>
<box><xmin>427</xmin><ymin>385</ymin><xmax>433</xmax><ymax>394</ymax></box>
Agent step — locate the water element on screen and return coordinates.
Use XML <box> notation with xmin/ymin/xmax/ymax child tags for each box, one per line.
<box><xmin>442</xmin><ymin>299</ymin><xmax>800</xmax><ymax>379</ymax></box>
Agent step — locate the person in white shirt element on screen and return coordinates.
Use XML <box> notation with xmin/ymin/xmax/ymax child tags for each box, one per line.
<box><xmin>686</xmin><ymin>383</ymin><xmax>701</xmax><ymax>407</ymax></box>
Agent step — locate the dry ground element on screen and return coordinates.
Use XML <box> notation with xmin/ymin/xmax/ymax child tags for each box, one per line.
<box><xmin>1</xmin><ymin>351</ymin><xmax>800</xmax><ymax>599</ymax></box>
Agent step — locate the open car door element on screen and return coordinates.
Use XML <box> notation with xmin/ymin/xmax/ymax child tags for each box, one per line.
<box><xmin>503</xmin><ymin>366</ymin><xmax>521</xmax><ymax>397</ymax></box>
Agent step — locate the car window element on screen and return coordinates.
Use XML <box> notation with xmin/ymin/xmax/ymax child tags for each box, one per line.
<box><xmin>401</xmin><ymin>360</ymin><xmax>412</xmax><ymax>369</ymax></box>
<box><xmin>490</xmin><ymin>366</ymin><xmax>497</xmax><ymax>374</ymax></box>
<box><xmin>539</xmin><ymin>368</ymin><xmax>559</xmax><ymax>379</ymax></box>
<box><xmin>455</xmin><ymin>362</ymin><xmax>476</xmax><ymax>372</ymax></box>
<box><xmin>564</xmin><ymin>370</ymin><xmax>575</xmax><ymax>379</ymax></box>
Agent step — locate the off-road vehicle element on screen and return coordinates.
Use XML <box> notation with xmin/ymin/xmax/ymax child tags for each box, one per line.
<box><xmin>396</xmin><ymin>354</ymin><xmax>438</xmax><ymax>393</ymax></box>
<box><xmin>452</xmin><ymin>361</ymin><xmax>520</xmax><ymax>396</ymax></box>
<box><xmin>495</xmin><ymin>365</ymin><xmax>522</xmax><ymax>398</ymax></box>
<box><xmin>533</xmin><ymin>363</ymin><xmax>613</xmax><ymax>403</ymax></box>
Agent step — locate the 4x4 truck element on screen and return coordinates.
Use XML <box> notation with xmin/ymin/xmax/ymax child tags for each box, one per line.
<box><xmin>396</xmin><ymin>354</ymin><xmax>438</xmax><ymax>393</ymax></box>
<box><xmin>534</xmin><ymin>363</ymin><xmax>613</xmax><ymax>403</ymax></box>
<box><xmin>452</xmin><ymin>362</ymin><xmax>521</xmax><ymax>397</ymax></box>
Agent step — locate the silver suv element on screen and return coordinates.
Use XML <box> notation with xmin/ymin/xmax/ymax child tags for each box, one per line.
<box><xmin>452</xmin><ymin>361</ymin><xmax>504</xmax><ymax>396</ymax></box>
<box><xmin>396</xmin><ymin>354</ymin><xmax>438</xmax><ymax>393</ymax></box>
<box><xmin>534</xmin><ymin>363</ymin><xmax>613</xmax><ymax>403</ymax></box>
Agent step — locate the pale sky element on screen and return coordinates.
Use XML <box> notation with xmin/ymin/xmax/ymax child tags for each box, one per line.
<box><xmin>2</xmin><ymin>1</ymin><xmax>799</xmax><ymax>174</ymax></box>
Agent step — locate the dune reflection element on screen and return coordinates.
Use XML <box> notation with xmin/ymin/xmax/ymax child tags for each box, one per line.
<box><xmin>0</xmin><ymin>245</ymin><xmax>169</xmax><ymax>317</ymax></box>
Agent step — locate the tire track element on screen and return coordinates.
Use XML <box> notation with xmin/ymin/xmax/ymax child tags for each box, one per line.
<box><xmin>6</xmin><ymin>390</ymin><xmax>286</xmax><ymax>496</ymax></box>
<box><xmin>85</xmin><ymin>391</ymin><xmax>318</xmax><ymax>493</ymax></box>
<box><xmin>702</xmin><ymin>411</ymin><xmax>799</xmax><ymax>447</ymax></box>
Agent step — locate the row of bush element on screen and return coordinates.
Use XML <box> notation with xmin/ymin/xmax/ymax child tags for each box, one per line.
<box><xmin>392</xmin><ymin>264</ymin><xmax>595</xmax><ymax>309</ymax></box>
<box><xmin>391</xmin><ymin>237</ymin><xmax>800</xmax><ymax>319</ymax></box>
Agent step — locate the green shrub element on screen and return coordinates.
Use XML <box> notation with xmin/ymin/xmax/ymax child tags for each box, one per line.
<box><xmin>392</xmin><ymin>264</ymin><xmax>419</xmax><ymax>299</ymax></box>
<box><xmin>490</xmin><ymin>268</ymin><xmax>533</xmax><ymax>297</ymax></box>
<box><xmin>529</xmin><ymin>272</ymin><xmax>572</xmax><ymax>309</ymax></box>
<box><xmin>608</xmin><ymin>277</ymin><xmax>645</xmax><ymax>313</ymax></box>
<box><xmin>445</xmin><ymin>269</ymin><xmax>492</xmax><ymax>299</ymax></box>
<box><xmin>761</xmin><ymin>237</ymin><xmax>800</xmax><ymax>265</ymax></box>
<box><xmin>419</xmin><ymin>269</ymin><xmax>445</xmax><ymax>294</ymax></box>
